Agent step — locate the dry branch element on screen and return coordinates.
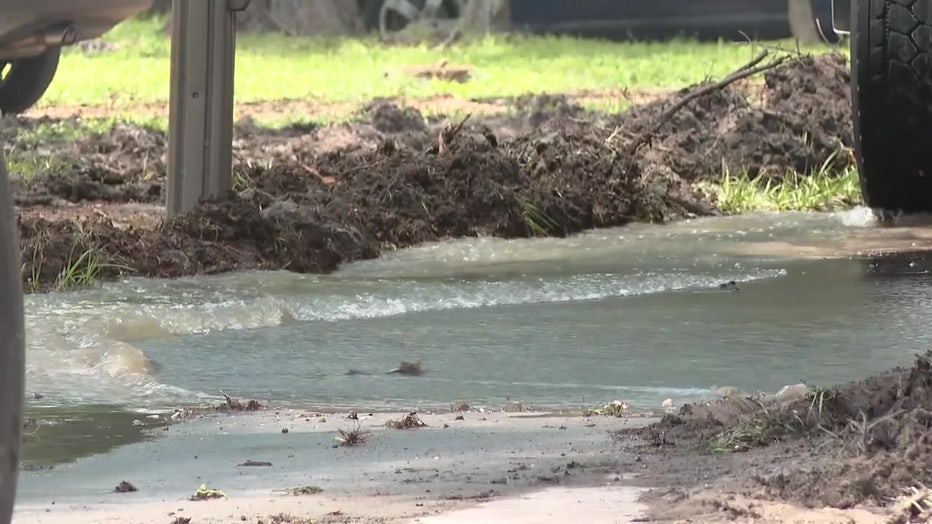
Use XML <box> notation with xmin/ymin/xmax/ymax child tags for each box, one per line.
<box><xmin>623</xmin><ymin>51</ymin><xmax>790</xmax><ymax>158</ymax></box>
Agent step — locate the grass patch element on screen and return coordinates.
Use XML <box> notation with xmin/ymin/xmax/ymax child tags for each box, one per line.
<box><xmin>56</xmin><ymin>245</ymin><xmax>104</xmax><ymax>291</ymax></box>
<box><xmin>710</xmin><ymin>386</ymin><xmax>833</xmax><ymax>453</ymax></box>
<box><xmin>190</xmin><ymin>483</ymin><xmax>226</xmax><ymax>501</ymax></box>
<box><xmin>42</xmin><ymin>16</ymin><xmax>841</xmax><ymax>114</ymax></box>
<box><xmin>281</xmin><ymin>485</ymin><xmax>323</xmax><ymax>496</ymax></box>
<box><xmin>699</xmin><ymin>159</ymin><xmax>862</xmax><ymax>214</ymax></box>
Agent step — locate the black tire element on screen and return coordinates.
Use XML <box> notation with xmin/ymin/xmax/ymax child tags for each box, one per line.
<box><xmin>0</xmin><ymin>47</ymin><xmax>62</xmax><ymax>116</ymax></box>
<box><xmin>0</xmin><ymin>151</ymin><xmax>25</xmax><ymax>523</ymax></box>
<box><xmin>851</xmin><ymin>0</ymin><xmax>932</xmax><ymax>215</ymax></box>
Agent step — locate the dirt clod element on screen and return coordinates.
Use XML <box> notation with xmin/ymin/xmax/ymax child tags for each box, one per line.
<box><xmin>386</xmin><ymin>411</ymin><xmax>428</xmax><ymax>430</ymax></box>
<box><xmin>114</xmin><ymin>481</ymin><xmax>137</xmax><ymax>493</ymax></box>
<box><xmin>615</xmin><ymin>351</ymin><xmax>932</xmax><ymax>514</ymax></box>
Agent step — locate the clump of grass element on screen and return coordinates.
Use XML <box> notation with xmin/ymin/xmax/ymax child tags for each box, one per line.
<box><xmin>709</xmin><ymin>407</ymin><xmax>797</xmax><ymax>453</ymax></box>
<box><xmin>710</xmin><ymin>386</ymin><xmax>834</xmax><ymax>453</ymax></box>
<box><xmin>583</xmin><ymin>400</ymin><xmax>629</xmax><ymax>417</ymax></box>
<box><xmin>335</xmin><ymin>423</ymin><xmax>370</xmax><ymax>446</ymax></box>
<box><xmin>698</xmin><ymin>152</ymin><xmax>862</xmax><ymax>214</ymax></box>
<box><xmin>56</xmin><ymin>245</ymin><xmax>103</xmax><ymax>291</ymax></box>
<box><xmin>190</xmin><ymin>483</ymin><xmax>225</xmax><ymax>501</ymax></box>
<box><xmin>516</xmin><ymin>196</ymin><xmax>558</xmax><ymax>237</ymax></box>
<box><xmin>283</xmin><ymin>485</ymin><xmax>323</xmax><ymax>496</ymax></box>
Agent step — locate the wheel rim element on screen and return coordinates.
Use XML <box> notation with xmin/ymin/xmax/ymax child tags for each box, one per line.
<box><xmin>378</xmin><ymin>0</ymin><xmax>464</xmax><ymax>39</ymax></box>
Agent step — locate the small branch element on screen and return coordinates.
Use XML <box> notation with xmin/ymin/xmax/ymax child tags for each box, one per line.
<box><xmin>431</xmin><ymin>113</ymin><xmax>472</xmax><ymax>155</ymax></box>
<box><xmin>297</xmin><ymin>160</ymin><xmax>336</xmax><ymax>185</ymax></box>
<box><xmin>623</xmin><ymin>51</ymin><xmax>789</xmax><ymax>158</ymax></box>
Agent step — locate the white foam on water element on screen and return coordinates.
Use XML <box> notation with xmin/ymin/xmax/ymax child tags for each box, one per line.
<box><xmin>26</xmin><ymin>210</ymin><xmax>871</xmax><ymax>411</ymax></box>
<box><xmin>834</xmin><ymin>205</ymin><xmax>879</xmax><ymax>228</ymax></box>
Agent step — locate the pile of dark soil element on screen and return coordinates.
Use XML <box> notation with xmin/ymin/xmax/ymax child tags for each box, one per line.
<box><xmin>4</xmin><ymin>52</ymin><xmax>856</xmax><ymax>292</ymax></box>
<box><xmin>616</xmin><ymin>351</ymin><xmax>932</xmax><ymax>513</ymax></box>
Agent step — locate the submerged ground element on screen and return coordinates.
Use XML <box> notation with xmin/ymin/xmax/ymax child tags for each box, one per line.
<box><xmin>7</xmin><ymin>20</ymin><xmax>930</xmax><ymax>523</ymax></box>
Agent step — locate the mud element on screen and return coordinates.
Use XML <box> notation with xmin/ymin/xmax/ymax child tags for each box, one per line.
<box><xmin>2</xmin><ymin>53</ymin><xmax>855</xmax><ymax>292</ymax></box>
<box><xmin>613</xmin><ymin>351</ymin><xmax>932</xmax><ymax>520</ymax></box>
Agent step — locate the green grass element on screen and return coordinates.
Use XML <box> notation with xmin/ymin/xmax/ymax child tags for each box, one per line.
<box><xmin>699</xmin><ymin>156</ymin><xmax>863</xmax><ymax>214</ymax></box>
<box><xmin>42</xmin><ymin>15</ymin><xmax>843</xmax><ymax>112</ymax></box>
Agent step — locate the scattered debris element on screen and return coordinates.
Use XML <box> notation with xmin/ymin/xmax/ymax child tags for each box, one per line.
<box><xmin>387</xmin><ymin>361</ymin><xmax>424</xmax><ymax>376</ymax></box>
<box><xmin>718</xmin><ymin>280</ymin><xmax>740</xmax><ymax>291</ymax></box>
<box><xmin>285</xmin><ymin>485</ymin><xmax>323</xmax><ymax>496</ymax></box>
<box><xmin>399</xmin><ymin>58</ymin><xmax>473</xmax><ymax>83</ymax></box>
<box><xmin>503</xmin><ymin>401</ymin><xmax>523</xmax><ymax>413</ymax></box>
<box><xmin>219</xmin><ymin>390</ymin><xmax>262</xmax><ymax>412</ymax></box>
<box><xmin>265</xmin><ymin>513</ymin><xmax>315</xmax><ymax>524</ymax></box>
<box><xmin>190</xmin><ymin>483</ymin><xmax>226</xmax><ymax>501</ymax></box>
<box><xmin>617</xmin><ymin>351</ymin><xmax>932</xmax><ymax>511</ymax></box>
<box><xmin>335</xmin><ymin>423</ymin><xmax>370</xmax><ymax>447</ymax></box>
<box><xmin>170</xmin><ymin>517</ymin><xmax>191</xmax><ymax>524</ymax></box>
<box><xmin>451</xmin><ymin>400</ymin><xmax>470</xmax><ymax>412</ymax></box>
<box><xmin>238</xmin><ymin>460</ymin><xmax>272</xmax><ymax>467</ymax></box>
<box><xmin>386</xmin><ymin>411</ymin><xmax>428</xmax><ymax>430</ymax></box>
<box><xmin>585</xmin><ymin>400</ymin><xmax>630</xmax><ymax>417</ymax></box>
<box><xmin>889</xmin><ymin>484</ymin><xmax>932</xmax><ymax>524</ymax></box>
<box><xmin>113</xmin><ymin>481</ymin><xmax>137</xmax><ymax>493</ymax></box>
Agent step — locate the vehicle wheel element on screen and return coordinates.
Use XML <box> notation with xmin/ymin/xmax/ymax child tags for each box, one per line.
<box><xmin>0</xmin><ymin>47</ymin><xmax>62</xmax><ymax>116</ymax></box>
<box><xmin>0</xmin><ymin>152</ymin><xmax>25</xmax><ymax>523</ymax></box>
<box><xmin>360</xmin><ymin>0</ymin><xmax>463</xmax><ymax>39</ymax></box>
<box><xmin>851</xmin><ymin>0</ymin><xmax>932</xmax><ymax>215</ymax></box>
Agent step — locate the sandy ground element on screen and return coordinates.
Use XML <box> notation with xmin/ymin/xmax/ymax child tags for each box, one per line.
<box><xmin>13</xmin><ymin>409</ymin><xmax>657</xmax><ymax>523</ymax></box>
<box><xmin>12</xmin><ymin>406</ymin><xmax>905</xmax><ymax>524</ymax></box>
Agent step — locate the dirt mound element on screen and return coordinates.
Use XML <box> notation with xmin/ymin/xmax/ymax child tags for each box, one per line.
<box><xmin>6</xmin><ymin>51</ymin><xmax>857</xmax><ymax>291</ymax></box>
<box><xmin>617</xmin><ymin>352</ymin><xmax>932</xmax><ymax>512</ymax></box>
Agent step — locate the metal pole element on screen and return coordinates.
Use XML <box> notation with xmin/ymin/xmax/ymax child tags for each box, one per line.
<box><xmin>166</xmin><ymin>0</ymin><xmax>249</xmax><ymax>217</ymax></box>
<box><xmin>0</xmin><ymin>151</ymin><xmax>26</xmax><ymax>524</ymax></box>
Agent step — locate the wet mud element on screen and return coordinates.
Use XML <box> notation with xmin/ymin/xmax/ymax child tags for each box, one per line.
<box><xmin>2</xmin><ymin>53</ymin><xmax>855</xmax><ymax>292</ymax></box>
<box><xmin>613</xmin><ymin>351</ymin><xmax>932</xmax><ymax>520</ymax></box>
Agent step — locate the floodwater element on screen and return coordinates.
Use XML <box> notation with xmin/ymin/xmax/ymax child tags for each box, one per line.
<box><xmin>21</xmin><ymin>207</ymin><xmax>932</xmax><ymax>464</ymax></box>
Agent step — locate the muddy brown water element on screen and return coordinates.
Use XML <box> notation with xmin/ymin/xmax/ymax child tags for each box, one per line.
<box><xmin>20</xmin><ymin>208</ymin><xmax>932</xmax><ymax>467</ymax></box>
<box><xmin>6</xmin><ymin>53</ymin><xmax>899</xmax><ymax>473</ymax></box>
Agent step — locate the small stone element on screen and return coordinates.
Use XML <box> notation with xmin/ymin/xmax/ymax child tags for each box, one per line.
<box><xmin>454</xmin><ymin>415</ymin><xmax>465</xmax><ymax>421</ymax></box>
<box><xmin>281</xmin><ymin>428</ymin><xmax>289</xmax><ymax>434</ymax></box>
<box><xmin>114</xmin><ymin>481</ymin><xmax>138</xmax><ymax>493</ymax></box>
<box><xmin>775</xmin><ymin>383</ymin><xmax>809</xmax><ymax>402</ymax></box>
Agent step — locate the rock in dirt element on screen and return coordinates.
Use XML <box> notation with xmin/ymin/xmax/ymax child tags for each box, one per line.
<box><xmin>616</xmin><ymin>351</ymin><xmax>932</xmax><ymax>512</ymax></box>
<box><xmin>113</xmin><ymin>480</ymin><xmax>138</xmax><ymax>493</ymax></box>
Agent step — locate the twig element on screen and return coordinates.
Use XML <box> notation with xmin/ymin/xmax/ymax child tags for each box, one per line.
<box><xmin>434</xmin><ymin>113</ymin><xmax>472</xmax><ymax>155</ymax></box>
<box><xmin>297</xmin><ymin>161</ymin><xmax>335</xmax><ymax>185</ymax></box>
<box><xmin>623</xmin><ymin>51</ymin><xmax>789</xmax><ymax>158</ymax></box>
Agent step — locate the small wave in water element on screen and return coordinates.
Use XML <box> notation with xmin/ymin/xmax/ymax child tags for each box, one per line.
<box><xmin>24</xmin><ymin>211</ymin><xmax>885</xmax><ymax>412</ymax></box>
